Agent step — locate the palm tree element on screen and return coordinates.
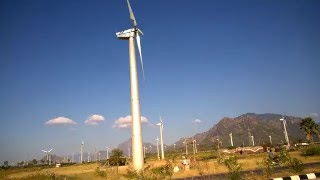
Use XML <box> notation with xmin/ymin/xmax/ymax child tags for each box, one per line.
<box><xmin>300</xmin><ymin>117</ymin><xmax>319</xmax><ymax>143</ymax></box>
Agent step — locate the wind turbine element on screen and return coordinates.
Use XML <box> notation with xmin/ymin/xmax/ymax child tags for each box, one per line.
<box><xmin>280</xmin><ymin>116</ymin><xmax>290</xmax><ymax>147</ymax></box>
<box><xmin>269</xmin><ymin>135</ymin><xmax>272</xmax><ymax>145</ymax></box>
<box><xmin>106</xmin><ymin>147</ymin><xmax>109</xmax><ymax>160</ymax></box>
<box><xmin>251</xmin><ymin>136</ymin><xmax>255</xmax><ymax>146</ymax></box>
<box><xmin>116</xmin><ymin>0</ymin><xmax>144</xmax><ymax>170</ymax></box>
<box><xmin>81</xmin><ymin>141</ymin><xmax>84</xmax><ymax>164</ymax></box>
<box><xmin>157</xmin><ymin>117</ymin><xmax>165</xmax><ymax>160</ymax></box>
<box><xmin>229</xmin><ymin>133</ymin><xmax>234</xmax><ymax>147</ymax></box>
<box><xmin>183</xmin><ymin>139</ymin><xmax>188</xmax><ymax>155</ymax></box>
<box><xmin>41</xmin><ymin>148</ymin><xmax>53</xmax><ymax>165</ymax></box>
<box><xmin>192</xmin><ymin>139</ymin><xmax>197</xmax><ymax>155</ymax></box>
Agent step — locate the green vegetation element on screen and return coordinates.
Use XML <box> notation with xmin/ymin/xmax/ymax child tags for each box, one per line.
<box><xmin>288</xmin><ymin>158</ymin><xmax>304</xmax><ymax>173</ymax></box>
<box><xmin>126</xmin><ymin>161</ymin><xmax>174</xmax><ymax>180</ymax></box>
<box><xmin>301</xmin><ymin>145</ymin><xmax>320</xmax><ymax>156</ymax></box>
<box><xmin>300</xmin><ymin>117</ymin><xmax>319</xmax><ymax>143</ymax></box>
<box><xmin>109</xmin><ymin>148</ymin><xmax>125</xmax><ymax>166</ymax></box>
<box><xmin>223</xmin><ymin>156</ymin><xmax>242</xmax><ymax>180</ymax></box>
<box><xmin>95</xmin><ymin>167</ymin><xmax>107</xmax><ymax>178</ymax></box>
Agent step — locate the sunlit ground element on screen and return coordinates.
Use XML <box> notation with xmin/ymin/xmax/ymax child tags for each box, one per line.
<box><xmin>1</xmin><ymin>150</ymin><xmax>320</xmax><ymax>179</ymax></box>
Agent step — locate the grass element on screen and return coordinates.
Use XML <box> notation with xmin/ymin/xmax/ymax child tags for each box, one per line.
<box><xmin>2</xmin><ymin>150</ymin><xmax>320</xmax><ymax>179</ymax></box>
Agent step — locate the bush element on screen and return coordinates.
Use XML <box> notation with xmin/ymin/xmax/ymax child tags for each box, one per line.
<box><xmin>193</xmin><ymin>160</ymin><xmax>210</xmax><ymax>177</ymax></box>
<box><xmin>301</xmin><ymin>146</ymin><xmax>320</xmax><ymax>156</ymax></box>
<box><xmin>126</xmin><ymin>162</ymin><xmax>174</xmax><ymax>180</ymax></box>
<box><xmin>95</xmin><ymin>167</ymin><xmax>107</xmax><ymax>177</ymax></box>
<box><xmin>259</xmin><ymin>157</ymin><xmax>274</xmax><ymax>177</ymax></box>
<box><xmin>224</xmin><ymin>156</ymin><xmax>243</xmax><ymax>180</ymax></box>
<box><xmin>288</xmin><ymin>158</ymin><xmax>304</xmax><ymax>173</ymax></box>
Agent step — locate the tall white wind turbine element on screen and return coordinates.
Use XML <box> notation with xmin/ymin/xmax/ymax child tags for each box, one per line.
<box><xmin>106</xmin><ymin>147</ymin><xmax>109</xmax><ymax>160</ymax></box>
<box><xmin>269</xmin><ymin>135</ymin><xmax>272</xmax><ymax>145</ymax></box>
<box><xmin>41</xmin><ymin>148</ymin><xmax>53</xmax><ymax>165</ymax></box>
<box><xmin>251</xmin><ymin>136</ymin><xmax>255</xmax><ymax>146</ymax></box>
<box><xmin>280</xmin><ymin>116</ymin><xmax>290</xmax><ymax>147</ymax></box>
<box><xmin>229</xmin><ymin>133</ymin><xmax>234</xmax><ymax>147</ymax></box>
<box><xmin>157</xmin><ymin>117</ymin><xmax>165</xmax><ymax>160</ymax></box>
<box><xmin>116</xmin><ymin>0</ymin><xmax>145</xmax><ymax>170</ymax></box>
<box><xmin>81</xmin><ymin>141</ymin><xmax>84</xmax><ymax>164</ymax></box>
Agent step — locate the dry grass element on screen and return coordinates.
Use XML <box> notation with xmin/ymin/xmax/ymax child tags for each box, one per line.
<box><xmin>2</xmin><ymin>151</ymin><xmax>320</xmax><ymax>179</ymax></box>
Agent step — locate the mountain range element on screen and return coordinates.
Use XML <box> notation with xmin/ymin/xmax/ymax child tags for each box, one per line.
<box><xmin>118</xmin><ymin>113</ymin><xmax>318</xmax><ymax>152</ymax></box>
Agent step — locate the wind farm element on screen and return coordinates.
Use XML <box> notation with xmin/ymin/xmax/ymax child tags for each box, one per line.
<box><xmin>1</xmin><ymin>0</ymin><xmax>320</xmax><ymax>179</ymax></box>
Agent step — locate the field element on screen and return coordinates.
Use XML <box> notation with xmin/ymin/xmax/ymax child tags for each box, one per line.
<box><xmin>1</xmin><ymin>149</ymin><xmax>320</xmax><ymax>179</ymax></box>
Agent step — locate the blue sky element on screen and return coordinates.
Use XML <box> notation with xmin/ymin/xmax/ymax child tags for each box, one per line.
<box><xmin>0</xmin><ymin>0</ymin><xmax>319</xmax><ymax>163</ymax></box>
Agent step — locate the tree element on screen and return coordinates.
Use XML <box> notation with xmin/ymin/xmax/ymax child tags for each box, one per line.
<box><xmin>109</xmin><ymin>148</ymin><xmax>123</xmax><ymax>166</ymax></box>
<box><xmin>32</xmin><ymin>159</ymin><xmax>37</xmax><ymax>165</ymax></box>
<box><xmin>109</xmin><ymin>148</ymin><xmax>124</xmax><ymax>177</ymax></box>
<box><xmin>300</xmin><ymin>117</ymin><xmax>319</xmax><ymax>143</ymax></box>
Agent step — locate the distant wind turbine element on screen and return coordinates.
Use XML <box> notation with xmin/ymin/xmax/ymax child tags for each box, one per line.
<box><xmin>116</xmin><ymin>0</ymin><xmax>145</xmax><ymax>170</ymax></box>
<box><xmin>280</xmin><ymin>116</ymin><xmax>290</xmax><ymax>147</ymax></box>
<box><xmin>269</xmin><ymin>135</ymin><xmax>272</xmax><ymax>145</ymax></box>
<box><xmin>157</xmin><ymin>117</ymin><xmax>165</xmax><ymax>160</ymax></box>
<box><xmin>251</xmin><ymin>136</ymin><xmax>255</xmax><ymax>146</ymax></box>
<box><xmin>106</xmin><ymin>147</ymin><xmax>109</xmax><ymax>160</ymax></box>
<box><xmin>81</xmin><ymin>141</ymin><xmax>84</xmax><ymax>164</ymax></box>
<box><xmin>229</xmin><ymin>133</ymin><xmax>234</xmax><ymax>147</ymax></box>
<box><xmin>41</xmin><ymin>148</ymin><xmax>53</xmax><ymax>165</ymax></box>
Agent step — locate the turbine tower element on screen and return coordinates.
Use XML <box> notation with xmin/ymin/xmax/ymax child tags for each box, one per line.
<box><xmin>116</xmin><ymin>0</ymin><xmax>144</xmax><ymax>170</ymax></box>
<box><xmin>106</xmin><ymin>147</ymin><xmax>109</xmax><ymax>160</ymax></box>
<box><xmin>269</xmin><ymin>135</ymin><xmax>272</xmax><ymax>145</ymax></box>
<box><xmin>156</xmin><ymin>137</ymin><xmax>160</xmax><ymax>160</ymax></box>
<box><xmin>280</xmin><ymin>116</ymin><xmax>290</xmax><ymax>147</ymax></box>
<box><xmin>41</xmin><ymin>148</ymin><xmax>53</xmax><ymax>165</ymax></box>
<box><xmin>251</xmin><ymin>136</ymin><xmax>255</xmax><ymax>146</ymax></box>
<box><xmin>157</xmin><ymin>117</ymin><xmax>165</xmax><ymax>160</ymax></box>
<box><xmin>81</xmin><ymin>141</ymin><xmax>84</xmax><ymax>164</ymax></box>
<box><xmin>229</xmin><ymin>133</ymin><xmax>234</xmax><ymax>147</ymax></box>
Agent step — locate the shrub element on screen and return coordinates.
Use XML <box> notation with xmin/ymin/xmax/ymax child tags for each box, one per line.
<box><xmin>278</xmin><ymin>148</ymin><xmax>290</xmax><ymax>165</ymax></box>
<box><xmin>126</xmin><ymin>162</ymin><xmax>174</xmax><ymax>180</ymax></box>
<box><xmin>259</xmin><ymin>157</ymin><xmax>274</xmax><ymax>177</ymax></box>
<box><xmin>224</xmin><ymin>156</ymin><xmax>243</xmax><ymax>180</ymax></box>
<box><xmin>288</xmin><ymin>158</ymin><xmax>304</xmax><ymax>173</ymax></box>
<box><xmin>301</xmin><ymin>146</ymin><xmax>320</xmax><ymax>156</ymax></box>
<box><xmin>193</xmin><ymin>160</ymin><xmax>210</xmax><ymax>177</ymax></box>
<box><xmin>95</xmin><ymin>167</ymin><xmax>107</xmax><ymax>177</ymax></box>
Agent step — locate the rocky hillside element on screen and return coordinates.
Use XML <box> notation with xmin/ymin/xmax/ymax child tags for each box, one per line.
<box><xmin>173</xmin><ymin>113</ymin><xmax>309</xmax><ymax>150</ymax></box>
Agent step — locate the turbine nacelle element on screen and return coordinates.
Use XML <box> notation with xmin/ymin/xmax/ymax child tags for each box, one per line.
<box><xmin>116</xmin><ymin>28</ymin><xmax>143</xmax><ymax>40</ymax></box>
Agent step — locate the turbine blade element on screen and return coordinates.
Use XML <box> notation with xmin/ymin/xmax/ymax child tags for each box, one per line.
<box><xmin>48</xmin><ymin>149</ymin><xmax>53</xmax><ymax>152</ymax></box>
<box><xmin>136</xmin><ymin>33</ymin><xmax>145</xmax><ymax>80</ymax></box>
<box><xmin>41</xmin><ymin>150</ymin><xmax>47</xmax><ymax>153</ymax></box>
<box><xmin>127</xmin><ymin>0</ymin><xmax>137</xmax><ymax>27</ymax></box>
